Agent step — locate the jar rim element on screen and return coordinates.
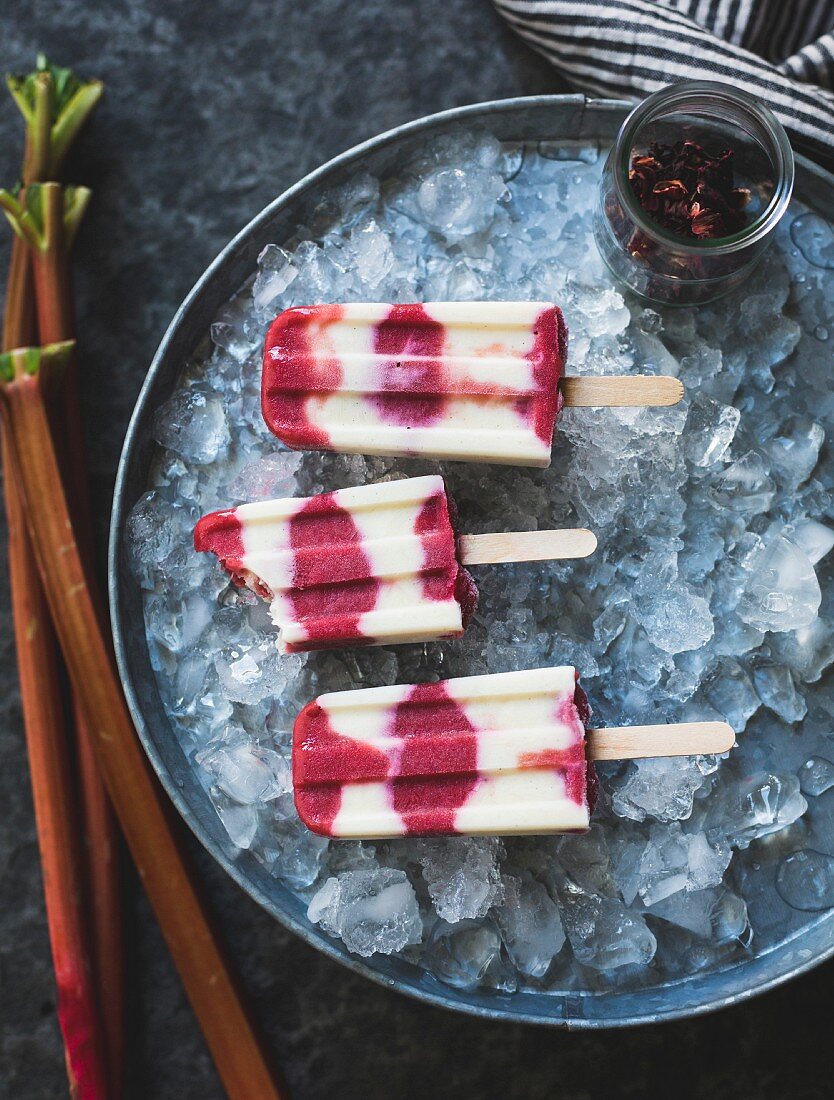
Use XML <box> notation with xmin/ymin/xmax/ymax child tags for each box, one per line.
<box><xmin>613</xmin><ymin>81</ymin><xmax>795</xmax><ymax>255</ymax></box>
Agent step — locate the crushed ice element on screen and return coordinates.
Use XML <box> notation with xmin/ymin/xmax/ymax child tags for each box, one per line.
<box><xmin>129</xmin><ymin>129</ymin><xmax>834</xmax><ymax>994</ymax></box>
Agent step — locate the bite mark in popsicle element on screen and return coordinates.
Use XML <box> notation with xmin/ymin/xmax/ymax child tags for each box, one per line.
<box><xmin>262</xmin><ymin>302</ymin><xmax>567</xmax><ymax>466</ymax></box>
<box><xmin>293</xmin><ymin>666</ymin><xmax>593</xmax><ymax>838</ymax></box>
<box><xmin>190</xmin><ymin>507</ymin><xmax>273</xmax><ymax>601</ymax></box>
<box><xmin>194</xmin><ymin>475</ymin><xmax>478</xmax><ymax>654</ymax></box>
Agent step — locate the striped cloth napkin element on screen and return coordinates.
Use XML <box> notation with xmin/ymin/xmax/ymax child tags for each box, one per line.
<box><xmin>493</xmin><ymin>0</ymin><xmax>834</xmax><ymax>162</ymax></box>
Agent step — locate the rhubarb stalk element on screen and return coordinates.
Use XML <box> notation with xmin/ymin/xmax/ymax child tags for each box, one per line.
<box><xmin>1</xmin><ymin>176</ymin><xmax>126</xmax><ymax>1094</ymax></box>
<box><xmin>0</xmin><ymin>185</ymin><xmax>88</xmax><ymax>345</ymax></box>
<box><xmin>3</xmin><ymin>444</ymin><xmax>108</xmax><ymax>1100</ymax></box>
<box><xmin>1</xmin><ymin>344</ymin><xmax>287</xmax><ymax>1099</ymax></box>
<box><xmin>7</xmin><ymin>56</ymin><xmax>104</xmax><ymax>180</ymax></box>
<box><xmin>3</xmin><ymin>56</ymin><xmax>121</xmax><ymax>1096</ymax></box>
<box><xmin>2</xmin><ymin>335</ymin><xmax>108</xmax><ymax>1100</ymax></box>
<box><xmin>20</xmin><ymin>177</ymin><xmax>125</xmax><ymax>1092</ymax></box>
<box><xmin>3</xmin><ymin>236</ymin><xmax>35</xmax><ymax>349</ymax></box>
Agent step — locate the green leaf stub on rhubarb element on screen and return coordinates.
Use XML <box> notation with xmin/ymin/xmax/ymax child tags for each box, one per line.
<box><xmin>0</xmin><ymin>341</ymin><xmax>74</xmax><ymax>384</ymax></box>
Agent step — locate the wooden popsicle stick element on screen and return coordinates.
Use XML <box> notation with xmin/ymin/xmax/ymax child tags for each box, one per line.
<box><xmin>587</xmin><ymin>721</ymin><xmax>735</xmax><ymax>762</ymax></box>
<box><xmin>561</xmin><ymin>375</ymin><xmax>684</xmax><ymax>407</ymax></box>
<box><xmin>459</xmin><ymin>528</ymin><xmax>597</xmax><ymax>565</ymax></box>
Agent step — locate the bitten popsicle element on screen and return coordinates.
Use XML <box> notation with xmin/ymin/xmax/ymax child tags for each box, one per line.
<box><xmin>261</xmin><ymin>302</ymin><xmax>683</xmax><ymax>467</ymax></box>
<box><xmin>292</xmin><ymin>666</ymin><xmax>735</xmax><ymax>839</ymax></box>
<box><xmin>194</xmin><ymin>475</ymin><xmax>596</xmax><ymax>654</ymax></box>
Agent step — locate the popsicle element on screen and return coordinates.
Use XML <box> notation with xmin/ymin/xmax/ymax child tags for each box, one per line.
<box><xmin>292</xmin><ymin>666</ymin><xmax>735</xmax><ymax>839</ymax></box>
<box><xmin>261</xmin><ymin>302</ymin><xmax>684</xmax><ymax>467</ymax></box>
<box><xmin>194</xmin><ymin>475</ymin><xmax>596</xmax><ymax>654</ymax></box>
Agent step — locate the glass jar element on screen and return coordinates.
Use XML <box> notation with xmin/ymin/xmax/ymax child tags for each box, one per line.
<box><xmin>594</xmin><ymin>81</ymin><xmax>794</xmax><ymax>306</ymax></box>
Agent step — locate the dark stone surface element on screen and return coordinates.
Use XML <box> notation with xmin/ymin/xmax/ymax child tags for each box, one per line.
<box><xmin>0</xmin><ymin>2</ymin><xmax>830</xmax><ymax>1098</ymax></box>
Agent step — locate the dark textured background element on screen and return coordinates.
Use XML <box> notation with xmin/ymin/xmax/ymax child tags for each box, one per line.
<box><xmin>0</xmin><ymin>2</ymin><xmax>831</xmax><ymax>1097</ymax></box>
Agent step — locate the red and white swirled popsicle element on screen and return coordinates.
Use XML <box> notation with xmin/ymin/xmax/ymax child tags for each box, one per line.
<box><xmin>292</xmin><ymin>666</ymin><xmax>736</xmax><ymax>839</ymax></box>
<box><xmin>261</xmin><ymin>302</ymin><xmax>567</xmax><ymax>467</ymax></box>
<box><xmin>194</xmin><ymin>475</ymin><xmax>478</xmax><ymax>654</ymax></box>
<box><xmin>194</xmin><ymin>475</ymin><xmax>596</xmax><ymax>654</ymax></box>
<box><xmin>293</xmin><ymin>666</ymin><xmax>594</xmax><ymax>837</ymax></box>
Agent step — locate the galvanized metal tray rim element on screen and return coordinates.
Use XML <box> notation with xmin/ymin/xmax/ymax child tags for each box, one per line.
<box><xmin>108</xmin><ymin>93</ymin><xmax>834</xmax><ymax>1028</ymax></box>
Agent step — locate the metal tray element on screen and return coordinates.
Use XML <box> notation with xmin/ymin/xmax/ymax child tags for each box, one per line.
<box><xmin>109</xmin><ymin>94</ymin><xmax>834</xmax><ymax>1028</ymax></box>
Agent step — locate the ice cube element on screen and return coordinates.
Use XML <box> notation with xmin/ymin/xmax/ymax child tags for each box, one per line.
<box><xmin>790</xmin><ymin>212</ymin><xmax>834</xmax><ymax>269</ymax></box>
<box><xmin>711</xmin><ymin>613</ymin><xmax>765</xmax><ymax>657</ymax></box>
<box><xmin>209</xmin><ymin>787</ymin><xmax>259</xmax><ymax>849</ymax></box>
<box><xmin>685</xmin><ymin>395</ymin><xmax>740</xmax><ymax>468</ymax></box>
<box><xmin>326</xmin><ymin>841</ymin><xmax>379</xmax><ymax>875</ymax></box>
<box><xmin>289</xmin><ymin>240</ymin><xmax>351</xmax><ymax>302</ymax></box>
<box><xmin>559</xmin><ymin>881</ymin><xmax>657</xmax><ymax>971</ymax></box>
<box><xmin>797</xmin><ymin>756</ymin><xmax>834</xmax><ymax>797</ymax></box>
<box><xmin>649</xmin><ymin>885</ymin><xmax>748</xmax><ymax>943</ymax></box>
<box><xmin>684</xmin><ymin>830</ymin><xmax>732</xmax><ymax>891</ymax></box>
<box><xmin>229</xmin><ymin>451</ymin><xmax>304</xmax><ymax>502</ymax></box>
<box><xmin>790</xmin><ymin>519</ymin><xmax>834</xmax><ymax>566</ymax></box>
<box><xmin>775</xmin><ymin>849</ymin><xmax>834</xmax><ymax>910</ymax></box>
<box><xmin>327</xmin><ymin>171</ymin><xmax>380</xmax><ymax>226</ymax></box>
<box><xmin>167</xmin><ymin>646</ymin><xmax>217</xmax><ymax>712</ymax></box>
<box><xmin>494</xmin><ymin>874</ymin><xmax>565</xmax><ymax>977</ymax></box>
<box><xmin>153</xmin><ymin>390</ymin><xmax>231</xmax><ymax>465</ymax></box>
<box><xmin>716</xmin><ymin>773</ymin><xmax>808</xmax><ymax>850</ymax></box>
<box><xmin>571</xmin><ymin>284</ymin><xmax>631</xmax><ymax>339</ymax></box>
<box><xmin>593</xmin><ymin>593</ymin><xmax>630</xmax><ymax>650</ymax></box>
<box><xmin>416</xmin><ymin>837</ymin><xmax>504</xmax><ymax>922</ymax></box>
<box><xmin>307</xmin><ymin>868</ymin><xmax>422</xmax><ymax>957</ymax></box>
<box><xmin>267</xmin><ymin>796</ymin><xmax>329</xmax><ymax>889</ymax></box>
<box><xmin>215</xmin><ymin>644</ymin><xmax>302</xmax><ymax>705</ymax></box>
<box><xmin>618</xmin><ymin>824</ymin><xmax>730</xmax><ymax>908</ymax></box>
<box><xmin>125</xmin><ymin>491</ymin><xmax>181</xmax><ymax>587</ymax></box>
<box><xmin>771</xmin><ymin>618</ymin><xmax>834</xmax><ymax>682</ymax></box>
<box><xmin>557</xmin><ymin>825</ymin><xmax>615</xmax><ymax>897</ymax></box>
<box><xmin>445</xmin><ymin>260</ymin><xmax>486</xmax><ymax>301</ymax></box>
<box><xmin>678</xmin><ymin>345</ymin><xmax>726</xmax><ymax>397</ymax></box>
<box><xmin>607</xmin><ymin>829</ymin><xmax>644</xmax><ymax>907</ymax></box>
<box><xmin>701</xmin><ymin>659</ymin><xmax>760</xmax><ymax>731</ymax></box>
<box><xmin>709</xmin><ymin>451</ymin><xmax>775</xmax><ymax>515</ymax></box>
<box><xmin>626</xmin><ymin>830</ymin><xmax>688</xmax><ymax>907</ymax></box>
<box><xmin>197</xmin><ymin>736</ymin><xmax>291</xmax><ymax>804</ymax></box>
<box><xmin>209</xmin><ymin>294</ymin><xmax>255</xmax><ymax>363</ymax></box>
<box><xmin>631</xmin><ymin>584</ymin><xmax>713</xmax><ymax>655</ymax></box>
<box><xmin>425</xmin><ymin>918</ymin><xmax>516</xmax><ymax>991</ymax></box>
<box><xmin>414</xmin><ymin>166</ymin><xmax>504</xmax><ymax>239</ymax></box>
<box><xmin>145</xmin><ymin>595</ymin><xmax>186</xmax><ymax>655</ymax></box>
<box><xmin>253</xmin><ymin>245</ymin><xmax>298</xmax><ymax>317</ymax></box>
<box><xmin>751</xmin><ymin>662</ymin><xmax>807</xmax><ymax>723</ymax></box>
<box><xmin>611</xmin><ymin>756</ymin><xmax>717</xmax><ymax>823</ymax></box>
<box><xmin>346</xmin><ymin>219</ymin><xmax>395</xmax><ymax>288</ymax></box>
<box><xmin>768</xmin><ymin>417</ymin><xmax>824</xmax><ymax>489</ymax></box>
<box><xmin>737</xmin><ymin>535</ymin><xmax>821</xmax><ymax>632</ymax></box>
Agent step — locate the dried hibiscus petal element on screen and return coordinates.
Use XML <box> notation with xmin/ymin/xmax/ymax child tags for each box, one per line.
<box><xmin>627</xmin><ymin>138</ymin><xmax>750</xmax><ymax>241</ymax></box>
<box><xmin>652</xmin><ymin>179</ymin><xmax>688</xmax><ymax>199</ymax></box>
<box><xmin>690</xmin><ymin>208</ymin><xmax>725</xmax><ymax>237</ymax></box>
